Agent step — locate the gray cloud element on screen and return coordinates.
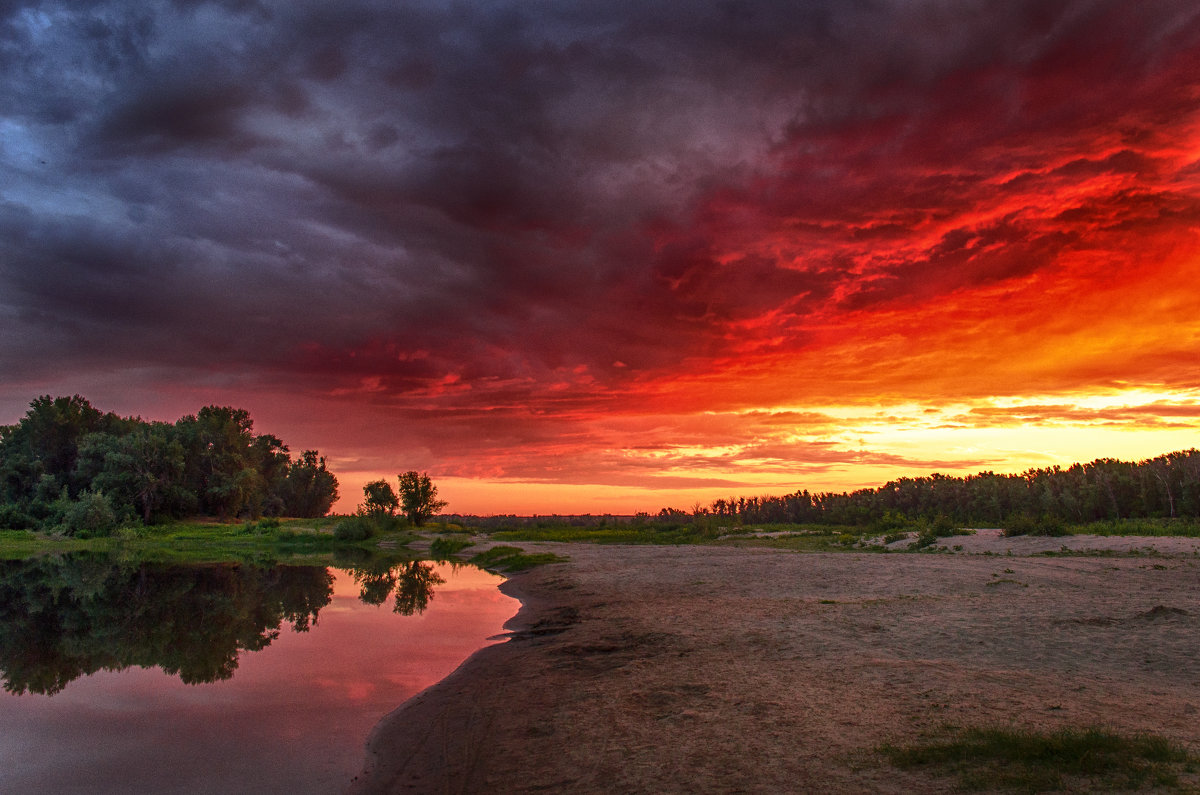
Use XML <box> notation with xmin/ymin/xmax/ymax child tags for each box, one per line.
<box><xmin>1</xmin><ymin>0</ymin><xmax>1198</xmax><ymax>419</ymax></box>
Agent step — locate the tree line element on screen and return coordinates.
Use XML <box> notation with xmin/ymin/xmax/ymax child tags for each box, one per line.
<box><xmin>0</xmin><ymin>395</ymin><xmax>339</xmax><ymax>535</ymax></box>
<box><xmin>672</xmin><ymin>449</ymin><xmax>1200</xmax><ymax>527</ymax></box>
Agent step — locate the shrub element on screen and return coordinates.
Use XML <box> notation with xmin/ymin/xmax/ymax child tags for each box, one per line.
<box><xmin>872</xmin><ymin>511</ymin><xmax>911</xmax><ymax>533</ymax></box>
<box><xmin>928</xmin><ymin>514</ymin><xmax>960</xmax><ymax>537</ymax></box>
<box><xmin>60</xmin><ymin>491</ymin><xmax>118</xmax><ymax>538</ymax></box>
<box><xmin>0</xmin><ymin>504</ymin><xmax>34</xmax><ymax>531</ymax></box>
<box><xmin>909</xmin><ymin>529</ymin><xmax>939</xmax><ymax>550</ymax></box>
<box><xmin>333</xmin><ymin>515</ymin><xmax>372</xmax><ymax>541</ymax></box>
<box><xmin>1031</xmin><ymin>515</ymin><xmax>1068</xmax><ymax>537</ymax></box>
<box><xmin>1003</xmin><ymin>513</ymin><xmax>1069</xmax><ymax>537</ymax></box>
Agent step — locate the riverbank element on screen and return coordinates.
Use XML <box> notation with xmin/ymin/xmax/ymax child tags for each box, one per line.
<box><xmin>350</xmin><ymin>541</ymin><xmax>1200</xmax><ymax>793</ymax></box>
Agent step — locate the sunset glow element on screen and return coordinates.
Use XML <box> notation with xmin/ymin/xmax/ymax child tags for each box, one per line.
<box><xmin>2</xmin><ymin>2</ymin><xmax>1198</xmax><ymax>514</ymax></box>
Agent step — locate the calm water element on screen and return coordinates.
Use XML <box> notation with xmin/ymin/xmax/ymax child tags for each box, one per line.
<box><xmin>0</xmin><ymin>553</ymin><xmax>518</xmax><ymax>794</ymax></box>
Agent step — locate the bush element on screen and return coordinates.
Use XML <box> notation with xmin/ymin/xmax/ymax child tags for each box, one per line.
<box><xmin>333</xmin><ymin>515</ymin><xmax>372</xmax><ymax>541</ymax></box>
<box><xmin>872</xmin><ymin>511</ymin><xmax>911</xmax><ymax>533</ymax></box>
<box><xmin>909</xmin><ymin>529</ymin><xmax>939</xmax><ymax>550</ymax></box>
<box><xmin>928</xmin><ymin>514</ymin><xmax>960</xmax><ymax>537</ymax></box>
<box><xmin>1032</xmin><ymin>515</ymin><xmax>1068</xmax><ymax>536</ymax></box>
<box><xmin>1003</xmin><ymin>513</ymin><xmax>1069</xmax><ymax>537</ymax></box>
<box><xmin>0</xmin><ymin>504</ymin><xmax>34</xmax><ymax>531</ymax></box>
<box><xmin>60</xmin><ymin>491</ymin><xmax>117</xmax><ymax>538</ymax></box>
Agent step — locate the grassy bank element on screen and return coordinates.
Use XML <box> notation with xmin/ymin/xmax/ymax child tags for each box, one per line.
<box><xmin>6</xmin><ymin>515</ymin><xmax>1198</xmax><ymax>563</ymax></box>
<box><xmin>0</xmin><ymin>517</ymin><xmax>419</xmax><ymax>564</ymax></box>
<box><xmin>483</xmin><ymin>516</ymin><xmax>1200</xmax><ymax>549</ymax></box>
<box><xmin>487</xmin><ymin>521</ymin><xmax>873</xmax><ymax>549</ymax></box>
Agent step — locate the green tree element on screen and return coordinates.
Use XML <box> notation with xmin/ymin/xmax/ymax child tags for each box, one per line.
<box><xmin>249</xmin><ymin>433</ymin><xmax>291</xmax><ymax>517</ymax></box>
<box><xmin>175</xmin><ymin>407</ymin><xmax>265</xmax><ymax>520</ymax></box>
<box><xmin>279</xmin><ymin>451</ymin><xmax>339</xmax><ymax>518</ymax></box>
<box><xmin>77</xmin><ymin>424</ymin><xmax>192</xmax><ymax>522</ymax></box>
<box><xmin>396</xmin><ymin>471</ymin><xmax>447</xmax><ymax>526</ymax></box>
<box><xmin>362</xmin><ymin>479</ymin><xmax>399</xmax><ymax>518</ymax></box>
<box><xmin>0</xmin><ymin>395</ymin><xmax>125</xmax><ymax>508</ymax></box>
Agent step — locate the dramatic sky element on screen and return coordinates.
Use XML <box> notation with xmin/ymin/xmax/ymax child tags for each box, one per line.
<box><xmin>2</xmin><ymin>0</ymin><xmax>1199</xmax><ymax>514</ymax></box>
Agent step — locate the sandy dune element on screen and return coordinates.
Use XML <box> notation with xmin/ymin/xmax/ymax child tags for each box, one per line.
<box><xmin>350</xmin><ymin>538</ymin><xmax>1200</xmax><ymax>793</ymax></box>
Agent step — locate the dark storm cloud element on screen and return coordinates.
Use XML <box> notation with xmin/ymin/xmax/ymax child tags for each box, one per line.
<box><xmin>1</xmin><ymin>0</ymin><xmax>1198</xmax><ymax>415</ymax></box>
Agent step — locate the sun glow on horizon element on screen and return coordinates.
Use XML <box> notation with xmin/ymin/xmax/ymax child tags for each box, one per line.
<box><xmin>329</xmin><ymin>384</ymin><xmax>1200</xmax><ymax>515</ymax></box>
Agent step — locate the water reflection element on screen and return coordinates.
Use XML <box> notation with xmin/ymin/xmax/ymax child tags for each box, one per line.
<box><xmin>347</xmin><ymin>558</ymin><xmax>445</xmax><ymax>615</ymax></box>
<box><xmin>0</xmin><ymin>552</ymin><xmax>457</xmax><ymax>695</ymax></box>
<box><xmin>1</xmin><ymin>556</ymin><xmax>515</xmax><ymax>794</ymax></box>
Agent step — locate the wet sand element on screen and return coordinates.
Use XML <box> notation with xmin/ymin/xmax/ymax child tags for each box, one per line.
<box><xmin>349</xmin><ymin>539</ymin><xmax>1200</xmax><ymax>793</ymax></box>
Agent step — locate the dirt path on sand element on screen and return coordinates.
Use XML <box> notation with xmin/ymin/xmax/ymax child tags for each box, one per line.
<box><xmin>348</xmin><ymin>542</ymin><xmax>1200</xmax><ymax>793</ymax></box>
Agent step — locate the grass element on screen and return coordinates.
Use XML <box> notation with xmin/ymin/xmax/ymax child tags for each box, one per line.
<box><xmin>469</xmin><ymin>545</ymin><xmax>566</xmax><ymax>572</ymax></box>
<box><xmin>0</xmin><ymin>517</ymin><xmax>575</xmax><ymax>574</ymax></box>
<box><xmin>429</xmin><ymin>537</ymin><xmax>474</xmax><ymax>559</ymax></box>
<box><xmin>1065</xmin><ymin>518</ymin><xmax>1200</xmax><ymax>537</ymax></box>
<box><xmin>880</xmin><ymin>726</ymin><xmax>1194</xmax><ymax>793</ymax></box>
<box><xmin>489</xmin><ymin>522</ymin><xmax>888</xmax><ymax>551</ymax></box>
<box><xmin>490</xmin><ymin>524</ymin><xmax>716</xmax><ymax>545</ymax></box>
<box><xmin>0</xmin><ymin>517</ymin><xmax>423</xmax><ymax>565</ymax></box>
<box><xmin>8</xmin><ymin>513</ymin><xmax>1196</xmax><ymax>563</ymax></box>
<box><xmin>487</xmin><ymin>516</ymin><xmax>1200</xmax><ymax>550</ymax></box>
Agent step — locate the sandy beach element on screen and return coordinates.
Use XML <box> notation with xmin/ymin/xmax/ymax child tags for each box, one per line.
<box><xmin>349</xmin><ymin>536</ymin><xmax>1200</xmax><ymax>793</ymax></box>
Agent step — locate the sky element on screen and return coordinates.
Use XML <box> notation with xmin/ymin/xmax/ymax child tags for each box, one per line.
<box><xmin>1</xmin><ymin>0</ymin><xmax>1198</xmax><ymax>515</ymax></box>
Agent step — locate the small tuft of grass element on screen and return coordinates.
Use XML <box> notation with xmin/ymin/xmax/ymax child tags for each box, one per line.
<box><xmin>880</xmin><ymin>726</ymin><xmax>1192</xmax><ymax>793</ymax></box>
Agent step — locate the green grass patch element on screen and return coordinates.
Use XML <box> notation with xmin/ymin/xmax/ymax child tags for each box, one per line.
<box><xmin>489</xmin><ymin>522</ymin><xmax>889</xmax><ymax>551</ymax></box>
<box><xmin>469</xmin><ymin>545</ymin><xmax>565</xmax><ymax>571</ymax></box>
<box><xmin>1064</xmin><ymin>518</ymin><xmax>1200</xmax><ymax>537</ymax></box>
<box><xmin>721</xmin><ymin>525</ymin><xmax>891</xmax><ymax>552</ymax></box>
<box><xmin>490</xmin><ymin>525</ymin><xmax>710</xmax><ymax>544</ymax></box>
<box><xmin>429</xmin><ymin>537</ymin><xmax>474</xmax><ymax>558</ymax></box>
<box><xmin>0</xmin><ymin>517</ymin><xmax>407</xmax><ymax>565</ymax></box>
<box><xmin>880</xmin><ymin>726</ymin><xmax>1193</xmax><ymax>793</ymax></box>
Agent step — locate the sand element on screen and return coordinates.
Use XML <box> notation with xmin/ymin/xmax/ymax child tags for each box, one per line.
<box><xmin>348</xmin><ymin>536</ymin><xmax>1200</xmax><ymax>793</ymax></box>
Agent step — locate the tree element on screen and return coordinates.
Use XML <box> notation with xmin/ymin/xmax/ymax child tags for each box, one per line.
<box><xmin>362</xmin><ymin>479</ymin><xmax>398</xmax><ymax>518</ymax></box>
<box><xmin>77</xmin><ymin>424</ymin><xmax>191</xmax><ymax>523</ymax></box>
<box><xmin>396</xmin><ymin>471</ymin><xmax>447</xmax><ymax>526</ymax></box>
<box><xmin>279</xmin><ymin>451</ymin><xmax>339</xmax><ymax>518</ymax></box>
<box><xmin>175</xmin><ymin>407</ymin><xmax>264</xmax><ymax>520</ymax></box>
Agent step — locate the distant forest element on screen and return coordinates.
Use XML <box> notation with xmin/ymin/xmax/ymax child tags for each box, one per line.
<box><xmin>671</xmin><ymin>449</ymin><xmax>1200</xmax><ymax>527</ymax></box>
<box><xmin>652</xmin><ymin>449</ymin><xmax>1200</xmax><ymax>528</ymax></box>
<box><xmin>456</xmin><ymin>448</ymin><xmax>1200</xmax><ymax>531</ymax></box>
<box><xmin>0</xmin><ymin>395</ymin><xmax>338</xmax><ymax>535</ymax></box>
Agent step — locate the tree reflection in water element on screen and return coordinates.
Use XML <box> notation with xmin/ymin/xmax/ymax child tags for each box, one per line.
<box><xmin>0</xmin><ymin>552</ymin><xmax>450</xmax><ymax>695</ymax></box>
<box><xmin>345</xmin><ymin>559</ymin><xmax>445</xmax><ymax>615</ymax></box>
